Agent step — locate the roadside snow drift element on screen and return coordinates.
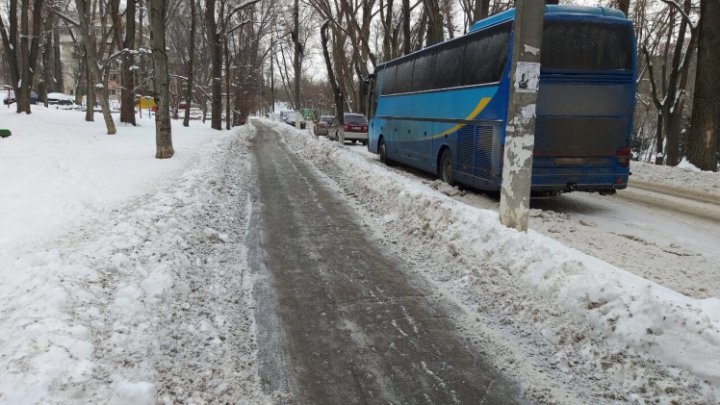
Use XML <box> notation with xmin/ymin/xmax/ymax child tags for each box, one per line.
<box><xmin>0</xmin><ymin>108</ymin><xmax>269</xmax><ymax>404</ymax></box>
<box><xmin>275</xmin><ymin>119</ymin><xmax>720</xmax><ymax>401</ymax></box>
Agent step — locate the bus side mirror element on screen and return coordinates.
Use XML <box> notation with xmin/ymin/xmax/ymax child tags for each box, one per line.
<box><xmin>362</xmin><ymin>74</ymin><xmax>376</xmax><ymax>96</ymax></box>
<box><xmin>362</xmin><ymin>79</ymin><xmax>370</xmax><ymax>96</ymax></box>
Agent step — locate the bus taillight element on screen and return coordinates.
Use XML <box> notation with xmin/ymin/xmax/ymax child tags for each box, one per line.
<box><xmin>616</xmin><ymin>146</ymin><xmax>631</xmax><ymax>167</ymax></box>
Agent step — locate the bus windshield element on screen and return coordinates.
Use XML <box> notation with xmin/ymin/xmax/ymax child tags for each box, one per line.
<box><xmin>541</xmin><ymin>21</ymin><xmax>633</xmax><ymax>71</ymax></box>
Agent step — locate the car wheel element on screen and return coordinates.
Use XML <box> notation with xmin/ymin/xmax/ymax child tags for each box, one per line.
<box><xmin>439</xmin><ymin>149</ymin><xmax>455</xmax><ymax>186</ymax></box>
<box><xmin>362</xmin><ymin>140</ymin><xmax>367</xmax><ymax>146</ymax></box>
<box><xmin>351</xmin><ymin>139</ymin><xmax>357</xmax><ymax>144</ymax></box>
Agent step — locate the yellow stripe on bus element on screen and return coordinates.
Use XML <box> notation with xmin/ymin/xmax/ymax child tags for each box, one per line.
<box><xmin>430</xmin><ymin>96</ymin><xmax>492</xmax><ymax>140</ymax></box>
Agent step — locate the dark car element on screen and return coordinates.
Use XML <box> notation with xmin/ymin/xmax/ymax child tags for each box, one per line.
<box><xmin>2</xmin><ymin>90</ymin><xmax>38</xmax><ymax>105</ymax></box>
<box><xmin>328</xmin><ymin>113</ymin><xmax>369</xmax><ymax>145</ymax></box>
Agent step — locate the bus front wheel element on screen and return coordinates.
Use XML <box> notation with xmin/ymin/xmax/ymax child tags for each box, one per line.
<box><xmin>439</xmin><ymin>149</ymin><xmax>455</xmax><ymax>186</ymax></box>
<box><xmin>379</xmin><ymin>139</ymin><xmax>394</xmax><ymax>166</ymax></box>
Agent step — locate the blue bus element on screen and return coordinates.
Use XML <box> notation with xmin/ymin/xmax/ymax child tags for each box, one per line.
<box><xmin>367</xmin><ymin>5</ymin><xmax>636</xmax><ymax>194</ymax></box>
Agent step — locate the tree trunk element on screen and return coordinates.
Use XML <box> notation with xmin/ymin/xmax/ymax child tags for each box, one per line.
<box><xmin>423</xmin><ymin>0</ymin><xmax>444</xmax><ymax>46</ymax></box>
<box><xmin>76</xmin><ymin>0</ymin><xmax>117</xmax><ymax>134</ymax></box>
<box><xmin>53</xmin><ymin>27</ymin><xmax>64</xmax><ymax>92</ymax></box>
<box><xmin>41</xmin><ymin>11</ymin><xmax>55</xmax><ymax>106</ymax></box>
<box><xmin>149</xmin><ymin>0</ymin><xmax>174</xmax><ymax>158</ymax></box>
<box><xmin>121</xmin><ymin>0</ymin><xmax>137</xmax><ymax>125</ymax></box>
<box><xmin>183</xmin><ymin>0</ymin><xmax>196</xmax><ymax>127</ymax></box>
<box><xmin>655</xmin><ymin>111</ymin><xmax>664</xmax><ymax>164</ymax></box>
<box><xmin>321</xmin><ymin>21</ymin><xmax>344</xmax><ymax>141</ymax></box>
<box><xmin>687</xmin><ymin>0</ymin><xmax>719</xmax><ymax>171</ymax></box>
<box><xmin>292</xmin><ymin>0</ymin><xmax>302</xmax><ymax>112</ymax></box>
<box><xmin>663</xmin><ymin>0</ymin><xmax>692</xmax><ymax>166</ymax></box>
<box><xmin>478</xmin><ymin>0</ymin><xmax>489</xmax><ymax>19</ymax></box>
<box><xmin>402</xmin><ymin>0</ymin><xmax>411</xmax><ymax>54</ymax></box>
<box><xmin>205</xmin><ymin>0</ymin><xmax>223</xmax><ymax>130</ymax></box>
<box><xmin>12</xmin><ymin>0</ymin><xmax>42</xmax><ymax>114</ymax></box>
<box><xmin>225</xmin><ymin>38</ymin><xmax>231</xmax><ymax>130</ymax></box>
<box><xmin>0</xmin><ymin>0</ymin><xmax>20</xmax><ymax>111</ymax></box>
<box><xmin>85</xmin><ymin>56</ymin><xmax>95</xmax><ymax>122</ymax></box>
<box><xmin>616</xmin><ymin>0</ymin><xmax>630</xmax><ymax>16</ymax></box>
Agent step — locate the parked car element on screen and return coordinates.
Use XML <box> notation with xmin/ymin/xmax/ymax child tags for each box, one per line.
<box><xmin>47</xmin><ymin>92</ymin><xmax>76</xmax><ymax>109</ymax></box>
<box><xmin>314</xmin><ymin>115</ymin><xmax>333</xmax><ymax>136</ymax></box>
<box><xmin>281</xmin><ymin>110</ymin><xmax>306</xmax><ymax>129</ymax></box>
<box><xmin>3</xmin><ymin>90</ymin><xmax>38</xmax><ymax>105</ymax></box>
<box><xmin>328</xmin><ymin>113</ymin><xmax>369</xmax><ymax>145</ymax></box>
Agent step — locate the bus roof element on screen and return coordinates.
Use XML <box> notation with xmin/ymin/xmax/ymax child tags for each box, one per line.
<box><xmin>469</xmin><ymin>5</ymin><xmax>627</xmax><ymax>33</ymax></box>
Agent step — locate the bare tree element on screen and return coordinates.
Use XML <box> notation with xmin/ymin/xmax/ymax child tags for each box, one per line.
<box><xmin>75</xmin><ymin>0</ymin><xmax>117</xmax><ymax>134</ymax></box>
<box><xmin>205</xmin><ymin>0</ymin><xmax>224</xmax><ymax>129</ymax></box>
<box><xmin>0</xmin><ymin>0</ymin><xmax>44</xmax><ymax>114</ymax></box>
<box><xmin>148</xmin><ymin>0</ymin><xmax>174</xmax><ymax>158</ymax></box>
<box><xmin>321</xmin><ymin>20</ymin><xmax>344</xmax><ymax>140</ymax></box>
<box><xmin>183</xmin><ymin>0</ymin><xmax>197</xmax><ymax>127</ymax></box>
<box><xmin>642</xmin><ymin>0</ymin><xmax>698</xmax><ymax>165</ymax></box>
<box><xmin>686</xmin><ymin>0</ymin><xmax>719</xmax><ymax>171</ymax></box>
<box><xmin>422</xmin><ymin>0</ymin><xmax>443</xmax><ymax>45</ymax></box>
<box><xmin>120</xmin><ymin>0</ymin><xmax>138</xmax><ymax>125</ymax></box>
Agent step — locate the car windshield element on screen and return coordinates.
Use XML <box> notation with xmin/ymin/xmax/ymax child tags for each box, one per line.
<box><xmin>320</xmin><ymin>116</ymin><xmax>333</xmax><ymax>123</ymax></box>
<box><xmin>344</xmin><ymin>114</ymin><xmax>367</xmax><ymax>125</ymax></box>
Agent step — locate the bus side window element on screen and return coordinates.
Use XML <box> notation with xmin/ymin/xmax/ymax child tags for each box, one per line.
<box><xmin>395</xmin><ymin>60</ymin><xmax>414</xmax><ymax>93</ymax></box>
<box><xmin>383</xmin><ymin>65</ymin><xmax>398</xmax><ymax>95</ymax></box>
<box><xmin>462</xmin><ymin>23</ymin><xmax>511</xmax><ymax>86</ymax></box>
<box><xmin>412</xmin><ymin>51</ymin><xmax>437</xmax><ymax>92</ymax></box>
<box><xmin>434</xmin><ymin>42</ymin><xmax>464</xmax><ymax>89</ymax></box>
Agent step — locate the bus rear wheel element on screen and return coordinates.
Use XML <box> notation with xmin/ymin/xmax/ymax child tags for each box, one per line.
<box><xmin>439</xmin><ymin>149</ymin><xmax>455</xmax><ymax>186</ymax></box>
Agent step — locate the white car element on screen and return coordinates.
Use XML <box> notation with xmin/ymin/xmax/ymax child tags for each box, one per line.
<box><xmin>280</xmin><ymin>110</ymin><xmax>306</xmax><ymax>129</ymax></box>
<box><xmin>47</xmin><ymin>92</ymin><xmax>76</xmax><ymax>109</ymax></box>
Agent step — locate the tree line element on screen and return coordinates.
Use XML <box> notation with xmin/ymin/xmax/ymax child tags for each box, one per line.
<box><xmin>0</xmin><ymin>0</ymin><xmax>717</xmax><ymax>170</ymax></box>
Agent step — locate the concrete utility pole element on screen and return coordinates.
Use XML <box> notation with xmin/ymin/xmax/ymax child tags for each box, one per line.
<box><xmin>498</xmin><ymin>1</ymin><xmax>545</xmax><ymax>232</ymax></box>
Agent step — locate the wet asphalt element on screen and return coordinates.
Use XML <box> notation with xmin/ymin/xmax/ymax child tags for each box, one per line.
<box><xmin>248</xmin><ymin>121</ymin><xmax>520</xmax><ymax>404</ymax></box>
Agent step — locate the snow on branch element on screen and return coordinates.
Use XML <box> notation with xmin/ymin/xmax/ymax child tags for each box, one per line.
<box><xmin>658</xmin><ymin>0</ymin><xmax>698</xmax><ymax>30</ymax></box>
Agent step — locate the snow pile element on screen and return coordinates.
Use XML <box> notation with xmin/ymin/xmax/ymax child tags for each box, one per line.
<box><xmin>0</xmin><ymin>108</ymin><xmax>269</xmax><ymax>403</ymax></box>
<box><xmin>631</xmin><ymin>160</ymin><xmax>720</xmax><ymax>199</ymax></box>
<box><xmin>276</xmin><ymin>120</ymin><xmax>720</xmax><ymax>401</ymax></box>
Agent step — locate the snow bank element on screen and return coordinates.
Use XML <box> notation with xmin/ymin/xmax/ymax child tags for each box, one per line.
<box><xmin>0</xmin><ymin>108</ymin><xmax>268</xmax><ymax>403</ymax></box>
<box><xmin>276</xmin><ymin>120</ymin><xmax>720</xmax><ymax>400</ymax></box>
<box><xmin>631</xmin><ymin>160</ymin><xmax>720</xmax><ymax>199</ymax></box>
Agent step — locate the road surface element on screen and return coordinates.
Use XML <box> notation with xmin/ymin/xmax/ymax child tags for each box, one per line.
<box><xmin>248</xmin><ymin>121</ymin><xmax>520</xmax><ymax>404</ymax></box>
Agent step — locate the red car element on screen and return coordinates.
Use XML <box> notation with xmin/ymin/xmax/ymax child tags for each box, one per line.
<box><xmin>328</xmin><ymin>113</ymin><xmax>368</xmax><ymax>145</ymax></box>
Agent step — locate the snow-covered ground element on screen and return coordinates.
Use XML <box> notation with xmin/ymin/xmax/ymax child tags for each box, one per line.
<box><xmin>0</xmin><ymin>108</ymin><xmax>270</xmax><ymax>404</ymax></box>
<box><xmin>2</xmin><ymin>108</ymin><xmax>719</xmax><ymax>403</ymax></box>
